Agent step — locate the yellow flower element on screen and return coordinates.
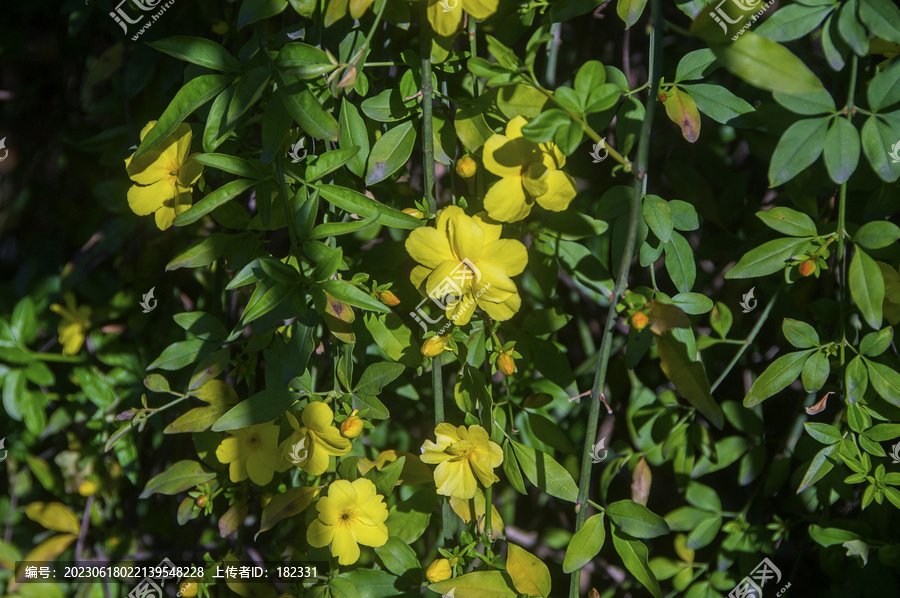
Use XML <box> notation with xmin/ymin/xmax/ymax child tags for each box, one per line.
<box><xmin>341</xmin><ymin>414</ymin><xmax>364</xmax><ymax>439</ymax></box>
<box><xmin>124</xmin><ymin>121</ymin><xmax>204</xmax><ymax>230</ymax></box>
<box><xmin>421</xmin><ymin>334</ymin><xmax>450</xmax><ymax>357</ymax></box>
<box><xmin>216</xmin><ymin>422</ymin><xmax>282</xmax><ymax>486</ymax></box>
<box><xmin>420</xmin><ymin>424</ymin><xmax>503</xmax><ymax>499</ymax></box>
<box><xmin>405</xmin><ymin>206</ymin><xmax>527</xmax><ymax>325</ymax></box>
<box><xmin>280</xmin><ymin>402</ymin><xmax>352</xmax><ymax>476</ymax></box>
<box><xmin>307</xmin><ymin>478</ymin><xmax>389</xmax><ymax>565</ymax></box>
<box><xmin>50</xmin><ymin>293</ymin><xmax>91</xmax><ymax>355</ymax></box>
<box><xmin>425</xmin><ymin>558</ymin><xmax>452</xmax><ymax>583</ymax></box>
<box><xmin>482</xmin><ymin>115</ymin><xmax>578</xmax><ymax>222</ymax></box>
<box><xmin>877</xmin><ymin>261</ymin><xmax>900</xmax><ymax>325</ymax></box>
<box><xmin>420</xmin><ymin>0</ymin><xmax>498</xmax><ymax>37</ymax></box>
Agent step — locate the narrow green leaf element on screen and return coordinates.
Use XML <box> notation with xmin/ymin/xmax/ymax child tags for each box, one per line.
<box><xmin>859</xmin><ymin>0</ymin><xmax>900</xmax><ymax>45</ymax></box>
<box><xmin>339</xmin><ymin>98</ymin><xmax>370</xmax><ymax>177</ymax></box>
<box><xmin>783</xmin><ymin>318</ymin><xmax>820</xmax><ymax>348</ymax></box>
<box><xmin>319</xmin><ymin>279</ymin><xmax>390</xmax><ymax>314</ymax></box>
<box><xmin>866</xmin><ymin>360</ymin><xmax>900</xmax><ymax>407</ymax></box>
<box><xmin>643</xmin><ymin>195</ymin><xmax>674</xmax><ymax>244</ymax></box>
<box><xmin>744</xmin><ymin>350</ymin><xmax>814</xmax><ymax>407</ymax></box>
<box><xmin>757</xmin><ymin>206</ymin><xmax>817</xmax><ymax>237</ymax></box>
<box><xmin>845</xmin><ymin>355</ymin><xmax>869</xmax><ymax>404</ymax></box>
<box><xmin>211</xmin><ymin>389</ymin><xmax>297</xmax><ymax>431</ymax></box>
<box><xmin>276</xmin><ymin>71</ymin><xmax>340</xmax><ymax>140</ymax></box>
<box><xmin>511</xmin><ymin>440</ymin><xmax>579</xmax><ymax>503</ymax></box>
<box><xmin>139</xmin><ymin>460</ymin><xmax>216</xmax><ymax>498</ymax></box>
<box><xmin>606</xmin><ymin>500</ymin><xmax>670</xmax><ymax>539</ymax></box>
<box><xmin>429</xmin><ymin>571</ymin><xmax>518</xmax><ymax>598</ymax></box>
<box><xmin>849</xmin><ymin>247</ymin><xmax>884</xmax><ymax>329</ymax></box>
<box><xmin>617</xmin><ymin>0</ymin><xmax>648</xmax><ymax>28</ymax></box>
<box><xmin>611</xmin><ymin>528</ymin><xmax>662</xmax><ymax>598</ymax></box>
<box><xmin>315</xmin><ymin>184</ymin><xmax>423</xmax><ymax>229</ymax></box>
<box><xmin>712</xmin><ymin>32</ymin><xmax>823</xmax><ymax>94</ymax></box>
<box><xmin>507</xmin><ymin>544</ymin><xmax>552</xmax><ymax>598</ymax></box>
<box><xmin>726</xmin><ymin>238</ymin><xmax>808</xmax><ymax>279</ymax></box>
<box><xmin>861</xmin><ymin>115</ymin><xmax>900</xmax><ymax>182</ymax></box>
<box><xmin>563</xmin><ymin>513</ymin><xmax>606</xmax><ymax>573</ymax></box>
<box><xmin>664</xmin><ymin>232</ymin><xmax>696</xmax><ymax>292</ymax></box>
<box><xmin>149</xmin><ymin>36</ymin><xmax>241</xmax><ymax>71</ymax></box>
<box><xmin>768</xmin><ymin>117</ymin><xmax>829</xmax><ymax>187</ymax></box>
<box><xmin>365</xmin><ymin>121</ymin><xmax>416</xmax><ymax>185</ymax></box>
<box><xmin>173</xmin><ymin>179</ymin><xmax>256</xmax><ymax>226</ymax></box>
<box><xmin>823</xmin><ymin>116</ymin><xmax>861</xmax><ymax>183</ymax></box>
<box><xmin>797</xmin><ymin>444</ymin><xmax>839</xmax><ymax>492</ymax></box>
<box><xmin>680</xmin><ymin>83</ymin><xmax>754</xmax><ymax>124</ymax></box>
<box><xmin>854</xmin><ymin>221</ymin><xmax>900</xmax><ymax>250</ymax></box>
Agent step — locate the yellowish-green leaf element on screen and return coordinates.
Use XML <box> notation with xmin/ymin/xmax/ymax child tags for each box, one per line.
<box><xmin>255</xmin><ymin>487</ymin><xmax>321</xmax><ymax>540</ymax></box>
<box><xmin>664</xmin><ymin>88</ymin><xmax>701</xmax><ymax>143</ymax></box>
<box><xmin>9</xmin><ymin>534</ymin><xmax>77</xmax><ymax>592</ymax></box>
<box><xmin>190</xmin><ymin>379</ymin><xmax>239</xmax><ymax>404</ymax></box>
<box><xmin>507</xmin><ymin>543</ymin><xmax>551</xmax><ymax>598</ymax></box>
<box><xmin>712</xmin><ymin>32</ymin><xmax>824</xmax><ymax>94</ymax></box>
<box><xmin>429</xmin><ymin>571</ymin><xmax>518</xmax><ymax>598</ymax></box>
<box><xmin>24</xmin><ymin>503</ymin><xmax>81</xmax><ymax>535</ymax></box>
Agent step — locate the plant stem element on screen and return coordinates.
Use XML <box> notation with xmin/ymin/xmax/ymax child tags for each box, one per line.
<box><xmin>567</xmin><ymin>1</ymin><xmax>662</xmax><ymax>595</ymax></box>
<box><xmin>545</xmin><ymin>22</ymin><xmax>562</xmax><ymax>87</ymax></box>
<box><xmin>710</xmin><ymin>283</ymin><xmax>782</xmax><ymax>393</ymax></box>
<box><xmin>837</xmin><ymin>55</ymin><xmax>857</xmax><ymax>374</ymax></box>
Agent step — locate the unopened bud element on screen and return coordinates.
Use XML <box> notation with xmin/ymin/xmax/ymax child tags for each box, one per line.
<box><xmin>421</xmin><ymin>335</ymin><xmax>449</xmax><ymax>357</ymax></box>
<box><xmin>341</xmin><ymin>415</ymin><xmax>364</xmax><ymax>438</ymax></box>
<box><xmin>456</xmin><ymin>156</ymin><xmax>477</xmax><ymax>179</ymax></box>
<box><xmin>196</xmin><ymin>495</ymin><xmax>208</xmax><ymax>508</ymax></box>
<box><xmin>425</xmin><ymin>558</ymin><xmax>452</xmax><ymax>583</ymax></box>
<box><xmin>658</xmin><ymin>92</ymin><xmax>667</xmax><ymax>102</ymax></box>
<box><xmin>403</xmin><ymin>208</ymin><xmax>425</xmax><ymax>219</ymax></box>
<box><xmin>799</xmin><ymin>259</ymin><xmax>816</xmax><ymax>277</ymax></box>
<box><xmin>631</xmin><ymin>311</ymin><xmax>650</xmax><ymax>330</ymax></box>
<box><xmin>78</xmin><ymin>480</ymin><xmax>99</xmax><ymax>497</ymax></box>
<box><xmin>377</xmin><ymin>290</ymin><xmax>401</xmax><ymax>306</ymax></box>
<box><xmin>497</xmin><ymin>351</ymin><xmax>516</xmax><ymax>376</ymax></box>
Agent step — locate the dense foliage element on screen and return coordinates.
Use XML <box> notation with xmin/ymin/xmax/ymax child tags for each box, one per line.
<box><xmin>2</xmin><ymin>0</ymin><xmax>900</xmax><ymax>596</ymax></box>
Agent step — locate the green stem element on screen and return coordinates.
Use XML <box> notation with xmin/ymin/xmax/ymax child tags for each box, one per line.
<box><xmin>544</xmin><ymin>22</ymin><xmax>561</xmax><ymax>87</ymax></box>
<box><xmin>710</xmin><ymin>283</ymin><xmax>782</xmax><ymax>393</ymax></box>
<box><xmin>837</xmin><ymin>55</ymin><xmax>856</xmax><ymax>374</ymax></box>
<box><xmin>484</xmin><ymin>486</ymin><xmax>493</xmax><ymax>541</ymax></box>
<box><xmin>567</xmin><ymin>1</ymin><xmax>662</xmax><ymax>596</ymax></box>
<box><xmin>468</xmin><ymin>17</ymin><xmax>480</xmax><ymax>98</ymax></box>
<box><xmin>275</xmin><ymin>154</ymin><xmax>301</xmax><ymax>258</ymax></box>
<box><xmin>420</xmin><ymin>4</ymin><xmax>437</xmax><ymax>214</ymax></box>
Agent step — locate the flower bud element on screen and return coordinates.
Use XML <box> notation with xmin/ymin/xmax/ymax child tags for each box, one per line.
<box><xmin>178</xmin><ymin>580</ymin><xmax>199</xmax><ymax>597</ymax></box>
<box><xmin>799</xmin><ymin>259</ymin><xmax>816</xmax><ymax>277</ymax></box>
<box><xmin>456</xmin><ymin>156</ymin><xmax>477</xmax><ymax>179</ymax></box>
<box><xmin>196</xmin><ymin>495</ymin><xmax>208</xmax><ymax>508</ymax></box>
<box><xmin>630</xmin><ymin>311</ymin><xmax>650</xmax><ymax>330</ymax></box>
<box><xmin>497</xmin><ymin>351</ymin><xmax>516</xmax><ymax>376</ymax></box>
<box><xmin>658</xmin><ymin>92</ymin><xmax>668</xmax><ymax>102</ymax></box>
<box><xmin>377</xmin><ymin>290</ymin><xmax>401</xmax><ymax>307</ymax></box>
<box><xmin>402</xmin><ymin>207</ymin><xmax>425</xmax><ymax>219</ymax></box>
<box><xmin>421</xmin><ymin>335</ymin><xmax>449</xmax><ymax>357</ymax></box>
<box><xmin>425</xmin><ymin>558</ymin><xmax>452</xmax><ymax>583</ymax></box>
<box><xmin>77</xmin><ymin>480</ymin><xmax>99</xmax><ymax>497</ymax></box>
<box><xmin>341</xmin><ymin>415</ymin><xmax>364</xmax><ymax>438</ymax></box>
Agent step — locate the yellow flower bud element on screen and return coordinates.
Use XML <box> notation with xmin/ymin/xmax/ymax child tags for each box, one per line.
<box><xmin>77</xmin><ymin>480</ymin><xmax>99</xmax><ymax>497</ymax></box>
<box><xmin>497</xmin><ymin>351</ymin><xmax>516</xmax><ymax>376</ymax></box>
<box><xmin>631</xmin><ymin>312</ymin><xmax>650</xmax><ymax>330</ymax></box>
<box><xmin>402</xmin><ymin>207</ymin><xmax>426</xmax><ymax>219</ymax></box>
<box><xmin>421</xmin><ymin>335</ymin><xmax>449</xmax><ymax>357</ymax></box>
<box><xmin>341</xmin><ymin>415</ymin><xmax>364</xmax><ymax>438</ymax></box>
<box><xmin>425</xmin><ymin>558</ymin><xmax>452</xmax><ymax>583</ymax></box>
<box><xmin>455</xmin><ymin>156</ymin><xmax>477</xmax><ymax>179</ymax></box>
<box><xmin>377</xmin><ymin>290</ymin><xmax>401</xmax><ymax>307</ymax></box>
<box><xmin>178</xmin><ymin>580</ymin><xmax>199</xmax><ymax>597</ymax></box>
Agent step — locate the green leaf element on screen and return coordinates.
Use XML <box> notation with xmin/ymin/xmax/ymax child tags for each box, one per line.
<box><xmin>866</xmin><ymin>360</ymin><xmax>900</xmax><ymax>407</ymax></box>
<box><xmin>864</xmin><ymin>423</ymin><xmax>900</xmax><ymax>441</ymax></box>
<box><xmin>355</xmin><ymin>362</ymin><xmax>405</xmax><ymax>395</ymax></box>
<box><xmin>339</xmin><ymin>98</ymin><xmax>370</xmax><ymax>177</ymax></box>
<box><xmin>837</xmin><ymin>0</ymin><xmax>869</xmax><ymax>55</ymax></box>
<box><xmin>276</xmin><ymin>71</ymin><xmax>340</xmax><ymax>140</ymax></box>
<box><xmin>226</xmin><ymin>66</ymin><xmax>271</xmax><ymax>125</ymax></box>
<box><xmin>797</xmin><ymin>444</ymin><xmax>839</xmax><ymax>492</ymax></box>
<box><xmin>173</xmin><ymin>179</ymin><xmax>256</xmax><ymax>226</ymax></box>
<box><xmin>503</xmin><ymin>439</ymin><xmax>527</xmax><ymax>495</ymax></box>
<box><xmin>563</xmin><ymin>513</ymin><xmax>606</xmax><ymax>573</ymax></box>
<box><xmin>148</xmin><ymin>339</ymin><xmax>216</xmax><ymax>371</ymax></box>
<box><xmin>849</xmin><ymin>247</ymin><xmax>884</xmax><ymax>329</ymax></box>
<box><xmin>611</xmin><ymin>528</ymin><xmax>662</xmax><ymax>598</ymax></box>
<box><xmin>757</xmin><ymin>206</ymin><xmax>817</xmax><ymax>237</ymax></box>
<box><xmin>686</xmin><ymin>515</ymin><xmax>722</xmax><ymax>550</ymax></box>
<box><xmin>315</xmin><ymin>184</ymin><xmax>423</xmax><ymax>230</ymax></box>
<box><xmin>725</xmin><ymin>238</ymin><xmax>808</xmax><ymax>279</ymax></box>
<box><xmin>822</xmin><ymin>14</ymin><xmax>849</xmax><ymax>71</ymax></box>
<box><xmin>744</xmin><ymin>350</ymin><xmax>814</xmax><ymax>407</ymax></box>
<box><xmin>805</xmin><ymin>422</ymin><xmax>843</xmax><ymax>444</ymax></box>
<box><xmin>24</xmin><ymin>502</ymin><xmax>81</xmax><ymax>535</ymax></box>
<box><xmin>710</xmin><ymin>301</ymin><xmax>733</xmax><ymax>338</ymax></box>
<box><xmin>823</xmin><ymin>116</ymin><xmax>861</xmax><ymax>183</ymax></box>
<box><xmin>574</xmin><ymin>60</ymin><xmax>607</xmax><ymax>102</ymax></box>
<box><xmin>859</xmin><ymin>0</ymin><xmax>900</xmax><ymax>45</ymax></box>
<box><xmin>429</xmin><ymin>571</ymin><xmax>518</xmax><ymax>598</ymax></box>
<box><xmin>306</xmin><ymin>147</ymin><xmax>362</xmax><ymax>184</ymax></box>
<box><xmin>712</xmin><ymin>32</ymin><xmax>823</xmax><ymax>94</ymax></box>
<box><xmin>868</xmin><ymin>59</ymin><xmax>900</xmax><ymax>111</ymax></box>
<box><xmin>674</xmin><ymin>49</ymin><xmax>718</xmax><ymax>82</ymax></box>
<box><xmin>361</xmin><ymin>89</ymin><xmax>413</xmax><ymax>122</ymax></box>
<box><xmin>663</xmin><ymin>87</ymin><xmax>701</xmax><ymax>143</ymax></box>
<box><xmin>845</xmin><ymin>355</ymin><xmax>869</xmax><ymax>404</ymax></box>
<box><xmin>860</xmin><ymin>327</ymin><xmax>893</xmax><ymax>357</ymax></box>
<box><xmin>139</xmin><ymin>460</ymin><xmax>216</xmax><ymax>498</ymax></box>
<box><xmin>809</xmin><ymin>524</ymin><xmax>862</xmax><ymax>547</ymax></box>
<box><xmin>365</xmin><ymin>121</ymin><xmax>416</xmax><ymax>185</ymax></box>
<box><xmin>802</xmin><ymin>351</ymin><xmax>830</xmax><ymax>392</ymax></box>
<box><xmin>783</xmin><ymin>318</ymin><xmax>819</xmax><ymax>348</ymax></box>
<box><xmin>773</xmin><ymin>87</ymin><xmax>837</xmax><ymax>115</ymax></box>
<box><xmin>861</xmin><ymin>115</ymin><xmax>900</xmax><ymax>182</ymax></box>
<box><xmin>148</xmin><ymin>36</ymin><xmax>240</xmax><ymax>72</ymax></box>
<box><xmin>680</xmin><ymin>83</ymin><xmax>754</xmax><ymax>124</ymax></box>
<box><xmin>374</xmin><ymin>536</ymin><xmax>420</xmax><ymax>577</ymax></box>
<box><xmin>768</xmin><ymin>117</ymin><xmax>829</xmax><ymax>187</ymax></box>
<box><xmin>211</xmin><ymin>389</ymin><xmax>296</xmax><ymax>431</ymax></box>
<box><xmin>319</xmin><ymin>279</ymin><xmax>390</xmax><ymax>314</ymax></box>
<box><xmin>256</xmin><ymin>486</ymin><xmax>319</xmax><ymax>540</ymax></box>
<box><xmin>238</xmin><ymin>0</ymin><xmax>288</xmax><ymax>28</ymax></box>
<box><xmin>193</xmin><ymin>154</ymin><xmax>261</xmax><ymax>179</ymax></box>
<box><xmin>617</xmin><ymin>0</ymin><xmax>648</xmax><ymax>28</ymax></box>
<box><xmin>855</xmin><ymin>221</ymin><xmax>900</xmax><ymax>250</ymax></box>
<box><xmin>507</xmin><ymin>544</ymin><xmax>551</xmax><ymax>598</ymax></box>
<box><xmin>511</xmin><ymin>440</ymin><xmax>579</xmax><ymax>502</ymax></box>
<box><xmin>363</xmin><ymin>312</ymin><xmax>421</xmax><ymax>368</ymax></box>
<box><xmin>664</xmin><ymin>232</ymin><xmax>696</xmax><ymax>292</ymax></box>
<box><xmin>309</xmin><ymin>214</ymin><xmax>378</xmax><ymax>240</ymax></box>
<box><xmin>366</xmin><ymin>456</ymin><xmax>404</xmax><ymax>494</ymax></box>
<box><xmin>755</xmin><ymin>4</ymin><xmax>834</xmax><ymax>41</ymax></box>
<box><xmin>606</xmin><ymin>500</ymin><xmax>670</xmax><ymax>539</ymax></box>
<box><xmin>277</xmin><ymin>42</ymin><xmax>337</xmax><ymax>79</ymax></box>
<box><xmin>643</xmin><ymin>195</ymin><xmax>674</xmax><ymax>244</ymax></box>
<box><xmin>521</xmin><ymin>109</ymin><xmax>572</xmax><ymax>142</ymax></box>
<box><xmin>455</xmin><ymin>105</ymin><xmax>494</xmax><ymax>152</ymax></box>
<box><xmin>656</xmin><ymin>333</ymin><xmax>724</xmax><ymax>429</ymax></box>
<box><xmin>133</xmin><ymin>75</ymin><xmax>232</xmax><ymax>159</ymax></box>
<box><xmin>173</xmin><ymin>312</ymin><xmax>228</xmax><ymax>341</ymax></box>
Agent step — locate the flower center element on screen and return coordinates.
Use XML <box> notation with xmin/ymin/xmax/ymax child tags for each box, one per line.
<box><xmin>168</xmin><ymin>161</ymin><xmax>181</xmax><ymax>178</ymax></box>
<box><xmin>446</xmin><ymin>441</ymin><xmax>477</xmax><ymax>462</ymax></box>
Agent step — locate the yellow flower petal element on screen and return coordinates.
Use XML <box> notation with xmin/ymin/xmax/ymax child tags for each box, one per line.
<box><xmin>483</xmin><ymin>176</ymin><xmax>532</xmax><ymax>223</ymax></box>
<box><xmin>462</xmin><ymin>0</ymin><xmax>498</xmax><ymax>19</ymax></box>
<box><xmin>303</xmin><ymin>401</ymin><xmax>335</xmax><ymax>430</ymax></box>
<box><xmin>427</xmin><ymin>0</ymin><xmax>462</xmax><ymax>37</ymax></box>
<box><xmin>306</xmin><ymin>519</ymin><xmax>334</xmax><ymax>548</ymax></box>
<box><xmin>434</xmin><ymin>460</ymin><xmax>477</xmax><ymax>499</ymax></box>
<box><xmin>478</xmin><ymin>292</ymin><xmax>521</xmax><ymax>322</ymax></box>
<box><xmin>481</xmin><ymin>239</ymin><xmax>528</xmax><ymax>277</ymax></box>
<box><xmin>331</xmin><ymin>526</ymin><xmax>361</xmax><ymax>565</ymax></box>
<box><xmin>473</xmin><ymin>263</ymin><xmax>518</xmax><ymax>301</ymax></box>
<box><xmin>353</xmin><ymin>521</ymin><xmax>389</xmax><ymax>547</ymax></box>
<box><xmin>303</xmin><ymin>442</ymin><xmax>331</xmax><ymax>476</ymax></box>
<box><xmin>314</xmin><ymin>426</ymin><xmax>353</xmax><ymax>455</ymax></box>
<box><xmin>139</xmin><ymin>120</ymin><xmax>158</xmax><ymax>142</ymax></box>
<box><xmin>447</xmin><ymin>296</ymin><xmax>477</xmax><ymax>326</ymax></box>
<box><xmin>505</xmin><ymin>116</ymin><xmax>529</xmax><ymax>139</ymax></box>
<box><xmin>482</xmin><ymin>134</ymin><xmax>530</xmax><ymax>178</ymax></box>
<box><xmin>410</xmin><ymin>265</ymin><xmax>432</xmax><ymax>293</ymax></box>
<box><xmin>472</xmin><ymin>211</ymin><xmax>502</xmax><ymax>245</ymax></box>
<box><xmin>447</xmin><ymin>210</ymin><xmax>485</xmax><ymax>261</ymax></box>
<box><xmin>406</xmin><ymin>226</ymin><xmax>455</xmax><ymax>269</ymax></box>
<box><xmin>229</xmin><ymin>459</ymin><xmax>249</xmax><ymax>483</ymax></box>
<box><xmin>535</xmin><ymin>170</ymin><xmax>577</xmax><ymax>212</ymax></box>
<box><xmin>246</xmin><ymin>450</ymin><xmax>275</xmax><ymax>486</ymax></box>
<box><xmin>127</xmin><ymin>179</ymin><xmax>173</xmax><ymax>216</ymax></box>
<box><xmin>178</xmin><ymin>154</ymin><xmax>205</xmax><ymax>187</ymax></box>
<box><xmin>216</xmin><ymin>436</ymin><xmax>245</xmax><ymax>465</ymax></box>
